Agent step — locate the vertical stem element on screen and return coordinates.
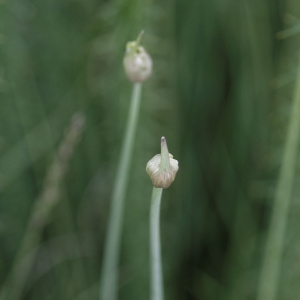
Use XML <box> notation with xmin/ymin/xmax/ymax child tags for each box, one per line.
<box><xmin>150</xmin><ymin>187</ymin><xmax>164</xmax><ymax>300</ymax></box>
<box><xmin>100</xmin><ymin>83</ymin><xmax>142</xmax><ymax>300</ymax></box>
<box><xmin>257</xmin><ymin>59</ymin><xmax>300</xmax><ymax>300</ymax></box>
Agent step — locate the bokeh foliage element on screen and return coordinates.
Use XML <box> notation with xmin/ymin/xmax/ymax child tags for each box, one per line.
<box><xmin>0</xmin><ymin>0</ymin><xmax>300</xmax><ymax>299</ymax></box>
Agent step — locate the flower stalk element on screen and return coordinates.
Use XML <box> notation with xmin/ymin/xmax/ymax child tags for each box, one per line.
<box><xmin>150</xmin><ymin>187</ymin><xmax>164</xmax><ymax>300</ymax></box>
<box><xmin>100</xmin><ymin>32</ymin><xmax>152</xmax><ymax>300</ymax></box>
<box><xmin>147</xmin><ymin>137</ymin><xmax>179</xmax><ymax>300</ymax></box>
<box><xmin>100</xmin><ymin>83</ymin><xmax>142</xmax><ymax>300</ymax></box>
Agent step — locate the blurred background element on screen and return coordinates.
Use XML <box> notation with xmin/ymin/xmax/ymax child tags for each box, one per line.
<box><xmin>1</xmin><ymin>0</ymin><xmax>300</xmax><ymax>299</ymax></box>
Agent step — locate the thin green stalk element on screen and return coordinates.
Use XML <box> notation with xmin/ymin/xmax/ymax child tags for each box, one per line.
<box><xmin>146</xmin><ymin>137</ymin><xmax>178</xmax><ymax>300</ymax></box>
<box><xmin>150</xmin><ymin>187</ymin><xmax>164</xmax><ymax>300</ymax></box>
<box><xmin>100</xmin><ymin>83</ymin><xmax>142</xmax><ymax>300</ymax></box>
<box><xmin>257</xmin><ymin>59</ymin><xmax>300</xmax><ymax>300</ymax></box>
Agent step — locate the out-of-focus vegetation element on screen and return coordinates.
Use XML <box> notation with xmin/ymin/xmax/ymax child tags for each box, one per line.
<box><xmin>1</xmin><ymin>0</ymin><xmax>300</xmax><ymax>299</ymax></box>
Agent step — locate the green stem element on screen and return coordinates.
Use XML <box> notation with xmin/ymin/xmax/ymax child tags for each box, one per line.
<box><xmin>150</xmin><ymin>187</ymin><xmax>164</xmax><ymax>300</ymax></box>
<box><xmin>257</xmin><ymin>59</ymin><xmax>300</xmax><ymax>300</ymax></box>
<box><xmin>100</xmin><ymin>83</ymin><xmax>142</xmax><ymax>300</ymax></box>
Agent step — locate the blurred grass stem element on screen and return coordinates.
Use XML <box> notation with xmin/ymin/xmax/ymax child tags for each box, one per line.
<box><xmin>0</xmin><ymin>113</ymin><xmax>85</xmax><ymax>300</ymax></box>
<box><xmin>257</xmin><ymin>59</ymin><xmax>300</xmax><ymax>300</ymax></box>
<box><xmin>100</xmin><ymin>83</ymin><xmax>142</xmax><ymax>300</ymax></box>
<box><xmin>150</xmin><ymin>187</ymin><xmax>164</xmax><ymax>300</ymax></box>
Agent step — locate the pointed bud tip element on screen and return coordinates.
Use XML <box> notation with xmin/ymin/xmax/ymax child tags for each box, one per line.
<box><xmin>137</xmin><ymin>30</ymin><xmax>144</xmax><ymax>44</ymax></box>
<box><xmin>160</xmin><ymin>136</ymin><xmax>168</xmax><ymax>153</ymax></box>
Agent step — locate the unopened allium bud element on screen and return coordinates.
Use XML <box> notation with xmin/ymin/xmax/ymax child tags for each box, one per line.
<box><xmin>123</xmin><ymin>31</ymin><xmax>152</xmax><ymax>83</ymax></box>
<box><xmin>146</xmin><ymin>137</ymin><xmax>179</xmax><ymax>189</ymax></box>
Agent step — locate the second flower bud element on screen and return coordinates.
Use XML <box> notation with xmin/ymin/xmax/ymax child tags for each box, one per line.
<box><xmin>123</xmin><ymin>32</ymin><xmax>152</xmax><ymax>83</ymax></box>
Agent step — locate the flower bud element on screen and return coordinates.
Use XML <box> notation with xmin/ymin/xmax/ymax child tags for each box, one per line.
<box><xmin>146</xmin><ymin>137</ymin><xmax>179</xmax><ymax>189</ymax></box>
<box><xmin>123</xmin><ymin>31</ymin><xmax>152</xmax><ymax>83</ymax></box>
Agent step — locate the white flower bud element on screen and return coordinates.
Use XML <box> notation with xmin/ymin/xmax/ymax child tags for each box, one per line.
<box><xmin>123</xmin><ymin>31</ymin><xmax>152</xmax><ymax>83</ymax></box>
<box><xmin>146</xmin><ymin>137</ymin><xmax>179</xmax><ymax>189</ymax></box>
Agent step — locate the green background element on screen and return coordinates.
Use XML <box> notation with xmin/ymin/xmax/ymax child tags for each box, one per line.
<box><xmin>0</xmin><ymin>0</ymin><xmax>300</xmax><ymax>299</ymax></box>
